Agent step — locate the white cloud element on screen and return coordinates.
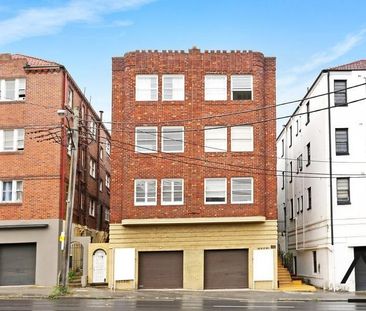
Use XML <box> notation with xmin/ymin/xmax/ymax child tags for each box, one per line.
<box><xmin>0</xmin><ymin>0</ymin><xmax>153</xmax><ymax>45</ymax></box>
<box><xmin>278</xmin><ymin>29</ymin><xmax>366</xmax><ymax>88</ymax></box>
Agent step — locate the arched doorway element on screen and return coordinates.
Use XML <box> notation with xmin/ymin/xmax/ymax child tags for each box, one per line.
<box><xmin>93</xmin><ymin>249</ymin><xmax>107</xmax><ymax>283</ymax></box>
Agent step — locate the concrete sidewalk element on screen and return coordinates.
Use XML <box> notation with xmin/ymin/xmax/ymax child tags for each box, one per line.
<box><xmin>0</xmin><ymin>286</ymin><xmax>365</xmax><ymax>301</ymax></box>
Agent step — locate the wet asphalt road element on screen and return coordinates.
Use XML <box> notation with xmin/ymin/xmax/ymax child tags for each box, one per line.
<box><xmin>0</xmin><ymin>299</ymin><xmax>366</xmax><ymax>311</ymax></box>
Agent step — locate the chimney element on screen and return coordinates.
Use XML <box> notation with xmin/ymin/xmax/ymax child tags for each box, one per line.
<box><xmin>99</xmin><ymin>111</ymin><xmax>104</xmax><ymax>122</ymax></box>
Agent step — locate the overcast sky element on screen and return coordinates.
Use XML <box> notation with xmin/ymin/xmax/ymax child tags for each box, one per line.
<box><xmin>1</xmin><ymin>0</ymin><xmax>366</xmax><ymax>133</ymax></box>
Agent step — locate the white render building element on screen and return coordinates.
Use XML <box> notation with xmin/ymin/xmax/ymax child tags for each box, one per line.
<box><xmin>277</xmin><ymin>60</ymin><xmax>366</xmax><ymax>291</ymax></box>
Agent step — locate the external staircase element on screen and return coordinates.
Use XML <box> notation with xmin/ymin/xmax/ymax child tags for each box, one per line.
<box><xmin>278</xmin><ymin>258</ymin><xmax>316</xmax><ymax>291</ymax></box>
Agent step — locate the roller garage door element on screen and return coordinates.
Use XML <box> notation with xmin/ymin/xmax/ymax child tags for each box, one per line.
<box><xmin>204</xmin><ymin>249</ymin><xmax>248</xmax><ymax>289</ymax></box>
<box><xmin>138</xmin><ymin>251</ymin><xmax>183</xmax><ymax>289</ymax></box>
<box><xmin>0</xmin><ymin>243</ymin><xmax>36</xmax><ymax>286</ymax></box>
<box><xmin>355</xmin><ymin>247</ymin><xmax>366</xmax><ymax>291</ymax></box>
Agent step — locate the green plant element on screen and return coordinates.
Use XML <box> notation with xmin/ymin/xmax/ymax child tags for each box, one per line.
<box><xmin>68</xmin><ymin>270</ymin><xmax>76</xmax><ymax>281</ymax></box>
<box><xmin>48</xmin><ymin>285</ymin><xmax>69</xmax><ymax>299</ymax></box>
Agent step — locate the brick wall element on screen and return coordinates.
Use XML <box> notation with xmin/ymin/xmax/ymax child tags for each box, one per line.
<box><xmin>0</xmin><ymin>54</ymin><xmax>111</xmax><ymax>232</ymax></box>
<box><xmin>111</xmin><ymin>48</ymin><xmax>277</xmax><ymax>222</ymax></box>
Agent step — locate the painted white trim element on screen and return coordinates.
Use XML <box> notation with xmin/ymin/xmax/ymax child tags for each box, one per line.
<box><xmin>161</xmin><ymin>178</ymin><xmax>184</xmax><ymax>205</ymax></box>
<box><xmin>134</xmin><ymin>179</ymin><xmax>157</xmax><ymax>206</ymax></box>
<box><xmin>162</xmin><ymin>74</ymin><xmax>185</xmax><ymax>101</ymax></box>
<box><xmin>204</xmin><ymin>178</ymin><xmax>227</xmax><ymax>205</ymax></box>
<box><xmin>135</xmin><ymin>126</ymin><xmax>158</xmax><ymax>153</ymax></box>
<box><xmin>161</xmin><ymin>126</ymin><xmax>184</xmax><ymax>153</ymax></box>
<box><xmin>231</xmin><ymin>177</ymin><xmax>254</xmax><ymax>204</ymax></box>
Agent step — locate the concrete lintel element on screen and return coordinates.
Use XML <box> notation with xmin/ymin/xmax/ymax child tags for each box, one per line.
<box><xmin>122</xmin><ymin>216</ymin><xmax>266</xmax><ymax>226</ymax></box>
<box><xmin>0</xmin><ymin>224</ymin><xmax>49</xmax><ymax>230</ymax></box>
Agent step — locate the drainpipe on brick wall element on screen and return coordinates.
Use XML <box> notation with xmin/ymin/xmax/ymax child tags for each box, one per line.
<box><xmin>96</xmin><ymin>111</ymin><xmax>103</xmax><ymax>232</ymax></box>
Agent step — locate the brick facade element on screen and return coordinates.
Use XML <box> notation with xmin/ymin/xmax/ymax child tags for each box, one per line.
<box><xmin>0</xmin><ymin>53</ymin><xmax>111</xmax><ymax>235</ymax></box>
<box><xmin>111</xmin><ymin>48</ymin><xmax>277</xmax><ymax>223</ymax></box>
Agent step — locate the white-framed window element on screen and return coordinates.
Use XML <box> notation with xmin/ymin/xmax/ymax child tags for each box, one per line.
<box><xmin>105</xmin><ymin>140</ymin><xmax>111</xmax><ymax>156</ymax></box>
<box><xmin>231</xmin><ymin>126</ymin><xmax>253</xmax><ymax>152</ymax></box>
<box><xmin>89</xmin><ymin>159</ymin><xmax>96</xmax><ymax>178</ymax></box>
<box><xmin>0</xmin><ymin>129</ymin><xmax>25</xmax><ymax>152</ymax></box>
<box><xmin>67</xmin><ymin>134</ymin><xmax>73</xmax><ymax>156</ymax></box>
<box><xmin>89</xmin><ymin>120</ymin><xmax>97</xmax><ymax>140</ymax></box>
<box><xmin>136</xmin><ymin>75</ymin><xmax>158</xmax><ymax>101</ymax></box>
<box><xmin>0</xmin><ymin>180</ymin><xmax>23</xmax><ymax>203</ymax></box>
<box><xmin>161</xmin><ymin>179</ymin><xmax>184</xmax><ymax>205</ymax></box>
<box><xmin>0</xmin><ymin>78</ymin><xmax>26</xmax><ymax>101</ymax></box>
<box><xmin>106</xmin><ymin>174</ymin><xmax>111</xmax><ymax>189</ymax></box>
<box><xmin>162</xmin><ymin>126</ymin><xmax>184</xmax><ymax>153</ymax></box>
<box><xmin>231</xmin><ymin>177</ymin><xmax>253</xmax><ymax>204</ymax></box>
<box><xmin>231</xmin><ymin>75</ymin><xmax>253</xmax><ymax>100</ymax></box>
<box><xmin>135</xmin><ymin>127</ymin><xmax>157</xmax><ymax>153</ymax></box>
<box><xmin>80</xmin><ymin>193</ymin><xmax>84</xmax><ymax>210</ymax></box>
<box><xmin>204</xmin><ymin>178</ymin><xmax>227</xmax><ymax>204</ymax></box>
<box><xmin>162</xmin><ymin>74</ymin><xmax>184</xmax><ymax>101</ymax></box>
<box><xmin>134</xmin><ymin>179</ymin><xmax>157</xmax><ymax>206</ymax></box>
<box><xmin>204</xmin><ymin>126</ymin><xmax>227</xmax><ymax>152</ymax></box>
<box><xmin>67</xmin><ymin>88</ymin><xmax>73</xmax><ymax>107</ymax></box>
<box><xmin>100</xmin><ymin>147</ymin><xmax>103</xmax><ymax>160</ymax></box>
<box><xmin>89</xmin><ymin>199</ymin><xmax>96</xmax><ymax>216</ymax></box>
<box><xmin>99</xmin><ymin>179</ymin><xmax>103</xmax><ymax>192</ymax></box>
<box><xmin>205</xmin><ymin>75</ymin><xmax>227</xmax><ymax>100</ymax></box>
<box><xmin>104</xmin><ymin>208</ymin><xmax>110</xmax><ymax>222</ymax></box>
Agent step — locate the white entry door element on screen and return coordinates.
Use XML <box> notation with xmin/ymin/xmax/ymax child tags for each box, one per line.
<box><xmin>93</xmin><ymin>250</ymin><xmax>107</xmax><ymax>283</ymax></box>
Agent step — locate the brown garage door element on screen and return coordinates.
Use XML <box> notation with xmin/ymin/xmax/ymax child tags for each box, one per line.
<box><xmin>204</xmin><ymin>249</ymin><xmax>248</xmax><ymax>289</ymax></box>
<box><xmin>0</xmin><ymin>243</ymin><xmax>36</xmax><ymax>286</ymax></box>
<box><xmin>138</xmin><ymin>251</ymin><xmax>183</xmax><ymax>289</ymax></box>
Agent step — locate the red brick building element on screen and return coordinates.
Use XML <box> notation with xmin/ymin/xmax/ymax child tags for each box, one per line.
<box><xmin>0</xmin><ymin>54</ymin><xmax>111</xmax><ymax>286</ymax></box>
<box><xmin>109</xmin><ymin>48</ymin><xmax>277</xmax><ymax>290</ymax></box>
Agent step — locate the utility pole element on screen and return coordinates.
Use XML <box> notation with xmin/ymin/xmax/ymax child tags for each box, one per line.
<box><xmin>59</xmin><ymin>106</ymin><xmax>79</xmax><ymax>288</ymax></box>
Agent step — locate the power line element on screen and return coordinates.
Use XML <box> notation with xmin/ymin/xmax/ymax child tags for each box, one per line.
<box><xmin>80</xmin><ymin>81</ymin><xmax>366</xmax><ymax>126</ymax></box>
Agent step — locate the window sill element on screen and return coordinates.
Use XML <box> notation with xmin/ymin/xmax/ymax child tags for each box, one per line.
<box><xmin>336</xmin><ymin>153</ymin><xmax>350</xmax><ymax>156</ymax></box>
<box><xmin>334</xmin><ymin>103</ymin><xmax>348</xmax><ymax>107</ymax></box>
<box><xmin>0</xmin><ymin>202</ymin><xmax>22</xmax><ymax>206</ymax></box>
<box><xmin>0</xmin><ymin>100</ymin><xmax>26</xmax><ymax>104</ymax></box>
<box><xmin>337</xmin><ymin>201</ymin><xmax>351</xmax><ymax>205</ymax></box>
<box><xmin>0</xmin><ymin>151</ymin><xmax>24</xmax><ymax>155</ymax></box>
<box><xmin>161</xmin><ymin>100</ymin><xmax>185</xmax><ymax>104</ymax></box>
<box><xmin>135</xmin><ymin>100</ymin><xmax>159</xmax><ymax>104</ymax></box>
<box><xmin>161</xmin><ymin>203</ymin><xmax>184</xmax><ymax>206</ymax></box>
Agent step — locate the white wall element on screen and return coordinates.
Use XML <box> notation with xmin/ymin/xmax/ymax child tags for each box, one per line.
<box><xmin>277</xmin><ymin>69</ymin><xmax>366</xmax><ymax>291</ymax></box>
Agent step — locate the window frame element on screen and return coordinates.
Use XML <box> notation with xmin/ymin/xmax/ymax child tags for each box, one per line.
<box><xmin>334</xmin><ymin>80</ymin><xmax>347</xmax><ymax>106</ymax></box>
<box><xmin>0</xmin><ymin>129</ymin><xmax>25</xmax><ymax>152</ymax></box>
<box><xmin>135</xmin><ymin>74</ymin><xmax>158</xmax><ymax>101</ymax></box>
<box><xmin>161</xmin><ymin>178</ymin><xmax>184</xmax><ymax>206</ymax></box>
<box><xmin>89</xmin><ymin>159</ymin><xmax>96</xmax><ymax>178</ymax></box>
<box><xmin>306</xmin><ymin>101</ymin><xmax>310</xmax><ymax>125</ymax></box>
<box><xmin>204</xmin><ymin>178</ymin><xmax>227</xmax><ymax>205</ymax></box>
<box><xmin>0</xmin><ymin>78</ymin><xmax>26</xmax><ymax>101</ymax></box>
<box><xmin>306</xmin><ymin>142</ymin><xmax>311</xmax><ymax>166</ymax></box>
<box><xmin>204</xmin><ymin>126</ymin><xmax>227</xmax><ymax>152</ymax></box>
<box><xmin>135</xmin><ymin>126</ymin><xmax>158</xmax><ymax>153</ymax></box>
<box><xmin>0</xmin><ymin>180</ymin><xmax>23</xmax><ymax>203</ymax></box>
<box><xmin>134</xmin><ymin>179</ymin><xmax>157</xmax><ymax>206</ymax></box>
<box><xmin>231</xmin><ymin>126</ymin><xmax>254</xmax><ymax>152</ymax></box>
<box><xmin>231</xmin><ymin>177</ymin><xmax>253</xmax><ymax>204</ymax></box>
<box><xmin>161</xmin><ymin>126</ymin><xmax>184</xmax><ymax>153</ymax></box>
<box><xmin>105</xmin><ymin>140</ymin><xmax>111</xmax><ymax>156</ymax></box>
<box><xmin>335</xmin><ymin>128</ymin><xmax>349</xmax><ymax>155</ymax></box>
<box><xmin>162</xmin><ymin>74</ymin><xmax>185</xmax><ymax>101</ymax></box>
<box><xmin>230</xmin><ymin>75</ymin><xmax>253</xmax><ymax>100</ymax></box>
<box><xmin>89</xmin><ymin>199</ymin><xmax>96</xmax><ymax>217</ymax></box>
<box><xmin>204</xmin><ymin>75</ymin><xmax>227</xmax><ymax>101</ymax></box>
<box><xmin>307</xmin><ymin>187</ymin><xmax>312</xmax><ymax>210</ymax></box>
<box><xmin>336</xmin><ymin>177</ymin><xmax>351</xmax><ymax>205</ymax></box>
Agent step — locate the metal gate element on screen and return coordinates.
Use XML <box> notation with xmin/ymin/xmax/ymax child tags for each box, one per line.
<box><xmin>70</xmin><ymin>242</ymin><xmax>83</xmax><ymax>274</ymax></box>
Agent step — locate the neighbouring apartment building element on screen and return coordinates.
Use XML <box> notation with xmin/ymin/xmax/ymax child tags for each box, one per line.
<box><xmin>277</xmin><ymin>59</ymin><xmax>366</xmax><ymax>291</ymax></box>
<box><xmin>109</xmin><ymin>48</ymin><xmax>277</xmax><ymax>290</ymax></box>
<box><xmin>0</xmin><ymin>54</ymin><xmax>111</xmax><ymax>286</ymax></box>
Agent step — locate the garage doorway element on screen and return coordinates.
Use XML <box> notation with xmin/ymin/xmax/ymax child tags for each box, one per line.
<box><xmin>0</xmin><ymin>243</ymin><xmax>36</xmax><ymax>286</ymax></box>
<box><xmin>138</xmin><ymin>251</ymin><xmax>183</xmax><ymax>289</ymax></box>
<box><xmin>204</xmin><ymin>249</ymin><xmax>248</xmax><ymax>289</ymax></box>
<box><xmin>355</xmin><ymin>247</ymin><xmax>366</xmax><ymax>291</ymax></box>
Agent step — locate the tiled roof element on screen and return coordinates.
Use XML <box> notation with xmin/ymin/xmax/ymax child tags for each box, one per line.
<box><xmin>12</xmin><ymin>54</ymin><xmax>61</xmax><ymax>67</ymax></box>
<box><xmin>329</xmin><ymin>59</ymin><xmax>366</xmax><ymax>70</ymax></box>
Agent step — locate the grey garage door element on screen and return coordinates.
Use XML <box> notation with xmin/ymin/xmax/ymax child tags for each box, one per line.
<box><xmin>355</xmin><ymin>247</ymin><xmax>366</xmax><ymax>291</ymax></box>
<box><xmin>204</xmin><ymin>249</ymin><xmax>248</xmax><ymax>289</ymax></box>
<box><xmin>0</xmin><ymin>243</ymin><xmax>36</xmax><ymax>286</ymax></box>
<box><xmin>138</xmin><ymin>251</ymin><xmax>183</xmax><ymax>289</ymax></box>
